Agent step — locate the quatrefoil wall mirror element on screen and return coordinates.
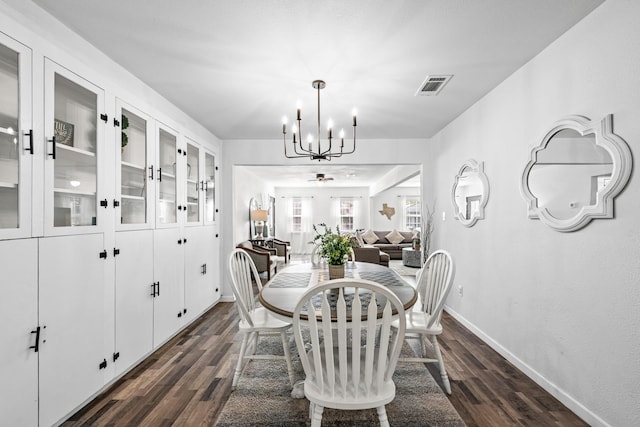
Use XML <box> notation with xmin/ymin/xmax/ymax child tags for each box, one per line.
<box><xmin>451</xmin><ymin>159</ymin><xmax>489</xmax><ymax>227</ymax></box>
<box><xmin>520</xmin><ymin>114</ymin><xmax>632</xmax><ymax>232</ymax></box>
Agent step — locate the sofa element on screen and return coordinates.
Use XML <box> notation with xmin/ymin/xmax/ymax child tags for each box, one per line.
<box><xmin>352</xmin><ymin>246</ymin><xmax>390</xmax><ymax>267</ymax></box>
<box><xmin>357</xmin><ymin>230</ymin><xmax>415</xmax><ymax>260</ymax></box>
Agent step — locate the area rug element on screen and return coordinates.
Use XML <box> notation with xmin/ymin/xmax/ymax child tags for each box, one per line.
<box><xmin>215</xmin><ymin>335</ymin><xmax>465</xmax><ymax>427</ymax></box>
<box><xmin>390</xmin><ymin>262</ymin><xmax>420</xmax><ymax>278</ymax></box>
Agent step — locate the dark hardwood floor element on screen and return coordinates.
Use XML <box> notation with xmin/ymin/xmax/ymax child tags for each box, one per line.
<box><xmin>62</xmin><ymin>300</ymin><xmax>588</xmax><ymax>427</ymax></box>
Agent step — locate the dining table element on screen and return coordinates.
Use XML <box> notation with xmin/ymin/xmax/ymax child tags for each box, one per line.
<box><xmin>259</xmin><ymin>261</ymin><xmax>417</xmax><ymax>322</ymax></box>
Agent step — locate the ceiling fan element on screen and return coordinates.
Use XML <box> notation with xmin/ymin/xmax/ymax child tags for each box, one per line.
<box><xmin>308</xmin><ymin>173</ymin><xmax>334</xmax><ymax>182</ymax></box>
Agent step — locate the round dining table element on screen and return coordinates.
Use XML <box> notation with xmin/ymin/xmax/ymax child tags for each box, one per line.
<box><xmin>259</xmin><ymin>261</ymin><xmax>417</xmax><ymax>322</ymax></box>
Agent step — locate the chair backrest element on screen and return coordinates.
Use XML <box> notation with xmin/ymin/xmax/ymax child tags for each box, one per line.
<box><xmin>310</xmin><ymin>243</ymin><xmax>324</xmax><ymax>265</ymax></box>
<box><xmin>415</xmin><ymin>250</ymin><xmax>455</xmax><ymax>328</ymax></box>
<box><xmin>292</xmin><ymin>279</ymin><xmax>406</xmax><ymax>400</ymax></box>
<box><xmin>228</xmin><ymin>248</ymin><xmax>262</xmax><ymax>327</ymax></box>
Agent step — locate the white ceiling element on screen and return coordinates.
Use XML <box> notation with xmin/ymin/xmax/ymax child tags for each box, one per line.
<box><xmin>240</xmin><ymin>164</ymin><xmax>418</xmax><ymax>188</ymax></box>
<box><xmin>18</xmin><ymin>0</ymin><xmax>603</xmax><ymax>188</ymax></box>
<box><xmin>29</xmin><ymin>0</ymin><xmax>603</xmax><ymax>142</ymax></box>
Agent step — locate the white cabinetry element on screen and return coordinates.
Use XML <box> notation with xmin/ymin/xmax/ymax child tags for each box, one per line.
<box><xmin>153</xmin><ymin>228</ymin><xmax>185</xmax><ymax>345</ymax></box>
<box><xmin>38</xmin><ymin>233</ymin><xmax>107</xmax><ymax>427</ymax></box>
<box><xmin>114</xmin><ymin>229</ymin><xmax>154</xmax><ymax>376</ymax></box>
<box><xmin>116</xmin><ymin>101</ymin><xmax>155</xmax><ymax>230</ymax></box>
<box><xmin>184</xmin><ymin>226</ymin><xmax>220</xmax><ymax>323</ymax></box>
<box><xmin>44</xmin><ymin>59</ymin><xmax>107</xmax><ymax>235</ymax></box>
<box><xmin>0</xmin><ymin>34</ymin><xmax>32</xmax><ymax>239</ymax></box>
<box><xmin>0</xmin><ymin>24</ymin><xmax>221</xmax><ymax>426</ymax></box>
<box><xmin>0</xmin><ymin>239</ymin><xmax>38</xmax><ymax>426</ymax></box>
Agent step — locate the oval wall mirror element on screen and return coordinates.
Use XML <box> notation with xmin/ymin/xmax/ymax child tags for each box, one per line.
<box><xmin>520</xmin><ymin>114</ymin><xmax>632</xmax><ymax>232</ymax></box>
<box><xmin>451</xmin><ymin>159</ymin><xmax>489</xmax><ymax>227</ymax></box>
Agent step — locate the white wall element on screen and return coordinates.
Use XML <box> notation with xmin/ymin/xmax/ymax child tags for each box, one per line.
<box><xmin>275</xmin><ymin>186</ymin><xmax>370</xmax><ymax>254</ymax></box>
<box><xmin>370</xmin><ymin>186</ymin><xmax>420</xmax><ymax>231</ymax></box>
<box><xmin>425</xmin><ymin>1</ymin><xmax>640</xmax><ymax>425</ymax></box>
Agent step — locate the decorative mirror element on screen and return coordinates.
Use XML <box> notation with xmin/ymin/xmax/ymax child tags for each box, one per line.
<box><xmin>520</xmin><ymin>114</ymin><xmax>632</xmax><ymax>232</ymax></box>
<box><xmin>451</xmin><ymin>159</ymin><xmax>489</xmax><ymax>227</ymax></box>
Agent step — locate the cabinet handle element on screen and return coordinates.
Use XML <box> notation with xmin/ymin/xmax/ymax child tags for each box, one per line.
<box><xmin>99</xmin><ymin>359</ymin><xmax>107</xmax><ymax>370</ymax></box>
<box><xmin>113</xmin><ymin>199</ymin><xmax>120</xmax><ymax>207</ymax></box>
<box><xmin>29</xmin><ymin>326</ymin><xmax>41</xmax><ymax>353</ymax></box>
<box><xmin>156</xmin><ymin>282</ymin><xmax>160</xmax><ymax>296</ymax></box>
<box><xmin>177</xmin><ymin>148</ymin><xmax>182</xmax><ymax>155</ymax></box>
<box><xmin>149</xmin><ymin>166</ymin><xmax>154</xmax><ymax>180</ymax></box>
<box><xmin>151</xmin><ymin>283</ymin><xmax>156</xmax><ymax>297</ymax></box>
<box><xmin>48</xmin><ymin>136</ymin><xmax>56</xmax><ymax>159</ymax></box>
<box><xmin>100</xmin><ymin>199</ymin><xmax>109</xmax><ymax>208</ymax></box>
<box><xmin>24</xmin><ymin>130</ymin><xmax>33</xmax><ymax>155</ymax></box>
<box><xmin>99</xmin><ymin>250</ymin><xmax>107</xmax><ymax>259</ymax></box>
<box><xmin>113</xmin><ymin>352</ymin><xmax>120</xmax><ymax>362</ymax></box>
<box><xmin>178</xmin><ymin>239</ymin><xmax>182</xmax><ymax>244</ymax></box>
<box><xmin>157</xmin><ymin>167</ymin><xmax>162</xmax><ymax>182</ymax></box>
<box><xmin>113</xmin><ymin>248</ymin><xmax>120</xmax><ymax>256</ymax></box>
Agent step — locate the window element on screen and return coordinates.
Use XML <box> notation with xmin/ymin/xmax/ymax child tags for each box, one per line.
<box><xmin>339</xmin><ymin>199</ymin><xmax>354</xmax><ymax>232</ymax></box>
<box><xmin>291</xmin><ymin>199</ymin><xmax>302</xmax><ymax>232</ymax></box>
<box><xmin>404</xmin><ymin>198</ymin><xmax>421</xmax><ymax>230</ymax></box>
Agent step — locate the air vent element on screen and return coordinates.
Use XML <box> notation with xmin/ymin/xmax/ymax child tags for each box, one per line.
<box><xmin>415</xmin><ymin>75</ymin><xmax>453</xmax><ymax>96</ymax></box>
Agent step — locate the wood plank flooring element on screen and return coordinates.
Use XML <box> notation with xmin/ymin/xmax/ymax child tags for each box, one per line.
<box><xmin>62</xmin><ymin>300</ymin><xmax>588</xmax><ymax>427</ymax></box>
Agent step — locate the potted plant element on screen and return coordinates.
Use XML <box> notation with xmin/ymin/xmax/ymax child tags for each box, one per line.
<box><xmin>311</xmin><ymin>223</ymin><xmax>354</xmax><ymax>279</ymax></box>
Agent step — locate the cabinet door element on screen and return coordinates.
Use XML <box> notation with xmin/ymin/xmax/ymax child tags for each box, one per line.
<box><xmin>0</xmin><ymin>239</ymin><xmax>38</xmax><ymax>426</ymax></box>
<box><xmin>153</xmin><ymin>228</ymin><xmax>184</xmax><ymax>346</ymax></box>
<box><xmin>39</xmin><ymin>233</ymin><xmax>106</xmax><ymax>427</ymax></box>
<box><xmin>184</xmin><ymin>226</ymin><xmax>218</xmax><ymax>322</ymax></box>
<box><xmin>44</xmin><ymin>59</ymin><xmax>106</xmax><ymax>236</ymax></box>
<box><xmin>114</xmin><ymin>230</ymin><xmax>154</xmax><ymax>376</ymax></box>
<box><xmin>185</xmin><ymin>138</ymin><xmax>201</xmax><ymax>225</ymax></box>
<box><xmin>156</xmin><ymin>123</ymin><xmax>178</xmax><ymax>228</ymax></box>
<box><xmin>0</xmin><ymin>35</ymin><xmax>32</xmax><ymax>239</ymax></box>
<box><xmin>204</xmin><ymin>150</ymin><xmax>217</xmax><ymax>225</ymax></box>
<box><xmin>116</xmin><ymin>100</ymin><xmax>155</xmax><ymax>230</ymax></box>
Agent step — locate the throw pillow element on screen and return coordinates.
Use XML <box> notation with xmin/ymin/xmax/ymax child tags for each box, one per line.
<box><xmin>355</xmin><ymin>230</ymin><xmax>365</xmax><ymax>247</ymax></box>
<box><xmin>362</xmin><ymin>229</ymin><xmax>379</xmax><ymax>245</ymax></box>
<box><xmin>386</xmin><ymin>229</ymin><xmax>405</xmax><ymax>245</ymax></box>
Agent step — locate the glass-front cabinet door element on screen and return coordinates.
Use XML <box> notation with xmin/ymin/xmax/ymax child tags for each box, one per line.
<box><xmin>156</xmin><ymin>123</ymin><xmax>177</xmax><ymax>227</ymax></box>
<box><xmin>204</xmin><ymin>150</ymin><xmax>216</xmax><ymax>224</ymax></box>
<box><xmin>185</xmin><ymin>139</ymin><xmax>201</xmax><ymax>224</ymax></box>
<box><xmin>0</xmin><ymin>34</ymin><xmax>32</xmax><ymax>239</ymax></box>
<box><xmin>44</xmin><ymin>59</ymin><xmax>105</xmax><ymax>235</ymax></box>
<box><xmin>116</xmin><ymin>101</ymin><xmax>154</xmax><ymax>229</ymax></box>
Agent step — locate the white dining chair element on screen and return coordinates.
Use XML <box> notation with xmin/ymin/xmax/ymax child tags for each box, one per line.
<box><xmin>227</xmin><ymin>249</ymin><xmax>295</xmax><ymax>390</ymax></box>
<box><xmin>391</xmin><ymin>249</ymin><xmax>455</xmax><ymax>394</ymax></box>
<box><xmin>292</xmin><ymin>279</ymin><xmax>406</xmax><ymax>427</ymax></box>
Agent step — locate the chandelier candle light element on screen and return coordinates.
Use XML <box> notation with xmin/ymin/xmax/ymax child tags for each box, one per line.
<box><xmin>282</xmin><ymin>80</ymin><xmax>357</xmax><ymax>161</ymax></box>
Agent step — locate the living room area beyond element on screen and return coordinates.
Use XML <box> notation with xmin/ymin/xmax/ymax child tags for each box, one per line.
<box><xmin>233</xmin><ymin>164</ymin><xmax>423</xmax><ymax>261</ymax></box>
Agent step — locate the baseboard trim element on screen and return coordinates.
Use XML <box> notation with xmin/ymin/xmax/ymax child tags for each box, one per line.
<box><xmin>444</xmin><ymin>306</ymin><xmax>610</xmax><ymax>427</ymax></box>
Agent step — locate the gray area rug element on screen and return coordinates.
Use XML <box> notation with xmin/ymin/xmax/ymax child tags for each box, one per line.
<box><xmin>390</xmin><ymin>263</ymin><xmax>420</xmax><ymax>277</ymax></box>
<box><xmin>215</xmin><ymin>335</ymin><xmax>466</xmax><ymax>427</ymax></box>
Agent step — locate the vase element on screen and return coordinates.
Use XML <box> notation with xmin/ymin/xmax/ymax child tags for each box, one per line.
<box><xmin>328</xmin><ymin>264</ymin><xmax>345</xmax><ymax>279</ymax></box>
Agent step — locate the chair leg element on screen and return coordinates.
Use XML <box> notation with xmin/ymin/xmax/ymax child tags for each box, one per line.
<box><xmin>280</xmin><ymin>331</ymin><xmax>295</xmax><ymax>387</ymax></box>
<box><xmin>232</xmin><ymin>333</ymin><xmax>250</xmax><ymax>390</ymax></box>
<box><xmin>377</xmin><ymin>406</ymin><xmax>390</xmax><ymax>427</ymax></box>
<box><xmin>430</xmin><ymin>335</ymin><xmax>451</xmax><ymax>394</ymax></box>
<box><xmin>310</xmin><ymin>403</ymin><xmax>324</xmax><ymax>427</ymax></box>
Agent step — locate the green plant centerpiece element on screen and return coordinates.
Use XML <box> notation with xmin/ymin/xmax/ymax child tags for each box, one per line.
<box><xmin>311</xmin><ymin>223</ymin><xmax>355</xmax><ymax>279</ymax></box>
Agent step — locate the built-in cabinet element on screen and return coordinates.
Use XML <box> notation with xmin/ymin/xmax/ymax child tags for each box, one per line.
<box><xmin>0</xmin><ymin>239</ymin><xmax>38</xmax><ymax>426</ymax></box>
<box><xmin>38</xmin><ymin>234</ymin><xmax>107</xmax><ymax>427</ymax></box>
<box><xmin>44</xmin><ymin>59</ymin><xmax>106</xmax><ymax>235</ymax></box>
<box><xmin>0</xmin><ymin>29</ymin><xmax>221</xmax><ymax>426</ymax></box>
<box><xmin>0</xmin><ymin>34</ymin><xmax>32</xmax><ymax>240</ymax></box>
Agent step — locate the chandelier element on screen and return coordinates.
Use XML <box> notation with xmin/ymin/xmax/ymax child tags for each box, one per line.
<box><xmin>282</xmin><ymin>80</ymin><xmax>357</xmax><ymax>161</ymax></box>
